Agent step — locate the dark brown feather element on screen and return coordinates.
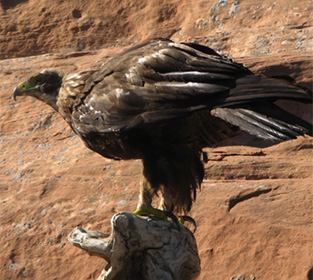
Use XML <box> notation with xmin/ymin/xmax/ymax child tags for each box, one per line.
<box><xmin>18</xmin><ymin>39</ymin><xmax>313</xmax><ymax>213</ymax></box>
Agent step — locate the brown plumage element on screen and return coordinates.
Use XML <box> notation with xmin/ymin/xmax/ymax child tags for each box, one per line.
<box><xmin>13</xmin><ymin>39</ymin><xmax>312</xmax><ymax>215</ymax></box>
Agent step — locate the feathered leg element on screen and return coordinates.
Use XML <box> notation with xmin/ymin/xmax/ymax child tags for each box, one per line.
<box><xmin>159</xmin><ymin>188</ymin><xmax>174</xmax><ymax>212</ymax></box>
<box><xmin>136</xmin><ymin>177</ymin><xmax>153</xmax><ymax>211</ymax></box>
<box><xmin>133</xmin><ymin>178</ymin><xmax>196</xmax><ymax>231</ymax></box>
<box><xmin>133</xmin><ymin>176</ymin><xmax>178</xmax><ymax>222</ymax></box>
<box><xmin>159</xmin><ymin>188</ymin><xmax>197</xmax><ymax>232</ymax></box>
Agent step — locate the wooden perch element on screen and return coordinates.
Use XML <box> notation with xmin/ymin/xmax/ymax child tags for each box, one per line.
<box><xmin>68</xmin><ymin>212</ymin><xmax>201</xmax><ymax>280</ymax></box>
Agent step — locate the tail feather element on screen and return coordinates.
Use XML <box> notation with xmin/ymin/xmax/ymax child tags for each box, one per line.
<box><xmin>210</xmin><ymin>74</ymin><xmax>312</xmax><ymax>141</ymax></box>
<box><xmin>218</xmin><ymin>75</ymin><xmax>312</xmax><ymax>107</ymax></box>
<box><xmin>211</xmin><ymin>102</ymin><xmax>312</xmax><ymax>141</ymax></box>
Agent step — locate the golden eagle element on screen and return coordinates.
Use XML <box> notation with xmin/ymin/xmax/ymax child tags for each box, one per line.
<box><xmin>13</xmin><ymin>39</ymin><xmax>312</xmax><ymax>221</ymax></box>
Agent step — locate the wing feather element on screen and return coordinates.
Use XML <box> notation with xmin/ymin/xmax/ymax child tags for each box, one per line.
<box><xmin>64</xmin><ymin>39</ymin><xmax>311</xmax><ymax>139</ymax></box>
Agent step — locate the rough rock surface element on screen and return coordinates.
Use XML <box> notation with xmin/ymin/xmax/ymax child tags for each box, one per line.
<box><xmin>0</xmin><ymin>0</ymin><xmax>312</xmax><ymax>279</ymax></box>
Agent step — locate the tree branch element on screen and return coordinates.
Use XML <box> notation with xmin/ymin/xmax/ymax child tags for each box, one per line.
<box><xmin>68</xmin><ymin>212</ymin><xmax>200</xmax><ymax>280</ymax></box>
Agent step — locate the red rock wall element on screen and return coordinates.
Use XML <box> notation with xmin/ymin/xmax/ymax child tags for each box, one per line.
<box><xmin>1</xmin><ymin>0</ymin><xmax>312</xmax><ymax>60</ymax></box>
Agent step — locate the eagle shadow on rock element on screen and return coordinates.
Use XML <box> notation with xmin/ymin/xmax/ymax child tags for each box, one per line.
<box><xmin>13</xmin><ymin>38</ymin><xmax>312</xmax><ymax>223</ymax></box>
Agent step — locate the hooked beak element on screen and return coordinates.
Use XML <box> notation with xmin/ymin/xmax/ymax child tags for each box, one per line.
<box><xmin>13</xmin><ymin>86</ymin><xmax>24</xmax><ymax>101</ymax></box>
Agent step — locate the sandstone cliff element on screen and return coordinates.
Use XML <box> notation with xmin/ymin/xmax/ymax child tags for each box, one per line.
<box><xmin>0</xmin><ymin>0</ymin><xmax>312</xmax><ymax>279</ymax></box>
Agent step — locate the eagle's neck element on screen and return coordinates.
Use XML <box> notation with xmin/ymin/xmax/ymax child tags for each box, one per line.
<box><xmin>56</xmin><ymin>86</ymin><xmax>77</xmax><ymax>124</ymax></box>
<box><xmin>42</xmin><ymin>90</ymin><xmax>60</xmax><ymax>112</ymax></box>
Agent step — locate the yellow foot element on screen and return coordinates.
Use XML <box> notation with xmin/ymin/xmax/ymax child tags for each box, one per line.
<box><xmin>133</xmin><ymin>207</ymin><xmax>197</xmax><ymax>232</ymax></box>
<box><xmin>178</xmin><ymin>215</ymin><xmax>197</xmax><ymax>233</ymax></box>
<box><xmin>133</xmin><ymin>206</ymin><xmax>177</xmax><ymax>222</ymax></box>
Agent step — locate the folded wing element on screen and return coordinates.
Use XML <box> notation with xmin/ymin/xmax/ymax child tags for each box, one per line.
<box><xmin>67</xmin><ymin>39</ymin><xmax>312</xmax><ymax>140</ymax></box>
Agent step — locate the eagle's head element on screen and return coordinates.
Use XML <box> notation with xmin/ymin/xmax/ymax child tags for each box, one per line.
<box><xmin>13</xmin><ymin>69</ymin><xmax>65</xmax><ymax>110</ymax></box>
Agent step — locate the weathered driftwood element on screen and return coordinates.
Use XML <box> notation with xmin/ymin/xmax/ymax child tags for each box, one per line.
<box><xmin>68</xmin><ymin>212</ymin><xmax>200</xmax><ymax>280</ymax></box>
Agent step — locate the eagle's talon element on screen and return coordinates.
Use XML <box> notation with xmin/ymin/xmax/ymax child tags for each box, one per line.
<box><xmin>163</xmin><ymin>210</ymin><xmax>181</xmax><ymax>231</ymax></box>
<box><xmin>163</xmin><ymin>210</ymin><xmax>179</xmax><ymax>223</ymax></box>
<box><xmin>178</xmin><ymin>215</ymin><xmax>197</xmax><ymax>233</ymax></box>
